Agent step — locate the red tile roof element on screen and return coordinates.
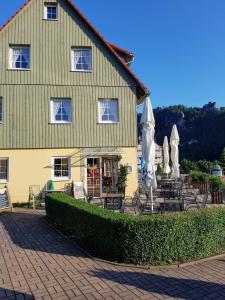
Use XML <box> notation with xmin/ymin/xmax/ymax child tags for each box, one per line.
<box><xmin>109</xmin><ymin>43</ymin><xmax>134</xmax><ymax>64</ymax></box>
<box><xmin>0</xmin><ymin>0</ymin><xmax>149</xmax><ymax>100</ymax></box>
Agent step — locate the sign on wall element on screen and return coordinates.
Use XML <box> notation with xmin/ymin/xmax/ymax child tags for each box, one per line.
<box><xmin>73</xmin><ymin>182</ymin><xmax>86</xmax><ymax>200</ymax></box>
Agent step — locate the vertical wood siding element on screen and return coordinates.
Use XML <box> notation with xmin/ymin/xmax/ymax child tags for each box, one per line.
<box><xmin>0</xmin><ymin>0</ymin><xmax>138</xmax><ymax>149</ymax></box>
<box><xmin>0</xmin><ymin>85</ymin><xmax>137</xmax><ymax>148</ymax></box>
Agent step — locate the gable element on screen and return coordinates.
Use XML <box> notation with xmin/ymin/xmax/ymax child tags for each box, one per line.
<box><xmin>0</xmin><ymin>0</ymin><xmax>148</xmax><ymax>100</ymax></box>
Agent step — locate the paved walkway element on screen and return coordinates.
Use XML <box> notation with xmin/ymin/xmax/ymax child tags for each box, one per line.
<box><xmin>1</xmin><ymin>211</ymin><xmax>225</xmax><ymax>300</ymax></box>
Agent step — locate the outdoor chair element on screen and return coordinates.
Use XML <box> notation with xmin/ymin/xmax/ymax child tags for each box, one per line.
<box><xmin>139</xmin><ymin>201</ymin><xmax>162</xmax><ymax>215</ymax></box>
<box><xmin>28</xmin><ymin>185</ymin><xmax>41</xmax><ymax>209</ymax></box>
<box><xmin>161</xmin><ymin>201</ymin><xmax>183</xmax><ymax>213</ymax></box>
<box><xmin>183</xmin><ymin>190</ymin><xmax>209</xmax><ymax>211</ymax></box>
<box><xmin>104</xmin><ymin>193</ymin><xmax>124</xmax><ymax>212</ymax></box>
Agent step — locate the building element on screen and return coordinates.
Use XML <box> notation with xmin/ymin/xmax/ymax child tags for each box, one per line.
<box><xmin>0</xmin><ymin>0</ymin><xmax>148</xmax><ymax>202</ymax></box>
<box><xmin>137</xmin><ymin>143</ymin><xmax>163</xmax><ymax>170</ymax></box>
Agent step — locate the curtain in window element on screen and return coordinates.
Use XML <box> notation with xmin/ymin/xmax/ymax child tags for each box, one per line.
<box><xmin>12</xmin><ymin>48</ymin><xmax>30</xmax><ymax>69</ymax></box>
<box><xmin>99</xmin><ymin>101</ymin><xmax>108</xmax><ymax>120</ymax></box>
<box><xmin>82</xmin><ymin>51</ymin><xmax>90</xmax><ymax>67</ymax></box>
<box><xmin>53</xmin><ymin>101</ymin><xmax>61</xmax><ymax>121</ymax></box>
<box><xmin>63</xmin><ymin>101</ymin><xmax>71</xmax><ymax>121</ymax></box>
<box><xmin>74</xmin><ymin>51</ymin><xmax>82</xmax><ymax>69</ymax></box>
<box><xmin>110</xmin><ymin>101</ymin><xmax>118</xmax><ymax>122</ymax></box>
<box><xmin>12</xmin><ymin>49</ymin><xmax>21</xmax><ymax>68</ymax></box>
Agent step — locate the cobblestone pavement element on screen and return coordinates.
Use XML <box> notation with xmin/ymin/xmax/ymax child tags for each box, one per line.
<box><xmin>1</xmin><ymin>210</ymin><xmax>225</xmax><ymax>300</ymax></box>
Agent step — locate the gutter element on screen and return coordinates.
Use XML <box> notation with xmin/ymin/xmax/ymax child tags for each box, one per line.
<box><xmin>137</xmin><ymin>91</ymin><xmax>150</xmax><ymax>106</ymax></box>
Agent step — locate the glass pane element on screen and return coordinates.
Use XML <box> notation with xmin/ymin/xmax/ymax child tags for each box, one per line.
<box><xmin>61</xmin><ymin>158</ymin><xmax>68</xmax><ymax>165</ymax></box>
<box><xmin>54</xmin><ymin>171</ymin><xmax>61</xmax><ymax>177</ymax></box>
<box><xmin>0</xmin><ymin>160</ymin><xmax>7</xmax><ymax>169</ymax></box>
<box><xmin>74</xmin><ymin>49</ymin><xmax>91</xmax><ymax>70</ymax></box>
<box><xmin>12</xmin><ymin>48</ymin><xmax>30</xmax><ymax>69</ymax></box>
<box><xmin>0</xmin><ymin>159</ymin><xmax>7</xmax><ymax>180</ymax></box>
<box><xmin>54</xmin><ymin>159</ymin><xmax>62</xmax><ymax>165</ymax></box>
<box><xmin>62</xmin><ymin>171</ymin><xmax>68</xmax><ymax>177</ymax></box>
<box><xmin>0</xmin><ymin>173</ymin><xmax>7</xmax><ymax>180</ymax></box>
<box><xmin>47</xmin><ymin>6</ymin><xmax>57</xmax><ymax>19</ymax></box>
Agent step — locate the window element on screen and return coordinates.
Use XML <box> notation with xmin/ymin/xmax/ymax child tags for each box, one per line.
<box><xmin>0</xmin><ymin>98</ymin><xmax>3</xmax><ymax>123</ymax></box>
<box><xmin>0</xmin><ymin>159</ymin><xmax>8</xmax><ymax>183</ymax></box>
<box><xmin>50</xmin><ymin>99</ymin><xmax>72</xmax><ymax>123</ymax></box>
<box><xmin>71</xmin><ymin>48</ymin><xmax>92</xmax><ymax>71</ymax></box>
<box><xmin>10</xmin><ymin>46</ymin><xmax>30</xmax><ymax>70</ymax></box>
<box><xmin>52</xmin><ymin>157</ymin><xmax>70</xmax><ymax>180</ymax></box>
<box><xmin>98</xmin><ymin>99</ymin><xmax>119</xmax><ymax>123</ymax></box>
<box><xmin>44</xmin><ymin>4</ymin><xmax>58</xmax><ymax>20</ymax></box>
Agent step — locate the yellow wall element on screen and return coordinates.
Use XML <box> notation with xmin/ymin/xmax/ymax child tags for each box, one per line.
<box><xmin>0</xmin><ymin>147</ymin><xmax>137</xmax><ymax>203</ymax></box>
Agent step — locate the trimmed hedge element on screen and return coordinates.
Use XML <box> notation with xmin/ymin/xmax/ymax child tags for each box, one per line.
<box><xmin>46</xmin><ymin>193</ymin><xmax>225</xmax><ymax>265</ymax></box>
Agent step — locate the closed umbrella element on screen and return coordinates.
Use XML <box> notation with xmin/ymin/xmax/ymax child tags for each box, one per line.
<box><xmin>170</xmin><ymin>125</ymin><xmax>180</xmax><ymax>178</ymax></box>
<box><xmin>163</xmin><ymin>136</ymin><xmax>171</xmax><ymax>175</ymax></box>
<box><xmin>141</xmin><ymin>97</ymin><xmax>157</xmax><ymax>211</ymax></box>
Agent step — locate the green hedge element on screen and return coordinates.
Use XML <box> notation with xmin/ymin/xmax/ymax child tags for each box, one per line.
<box><xmin>46</xmin><ymin>193</ymin><xmax>225</xmax><ymax>265</ymax></box>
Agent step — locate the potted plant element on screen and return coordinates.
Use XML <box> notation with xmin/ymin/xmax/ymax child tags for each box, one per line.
<box><xmin>116</xmin><ymin>164</ymin><xmax>128</xmax><ymax>195</ymax></box>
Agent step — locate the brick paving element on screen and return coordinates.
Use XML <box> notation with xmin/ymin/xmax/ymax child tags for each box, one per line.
<box><xmin>1</xmin><ymin>211</ymin><xmax>225</xmax><ymax>300</ymax></box>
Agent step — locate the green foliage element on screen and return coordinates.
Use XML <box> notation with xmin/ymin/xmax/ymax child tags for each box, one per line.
<box><xmin>46</xmin><ymin>193</ymin><xmax>225</xmax><ymax>266</ymax></box>
<box><xmin>219</xmin><ymin>148</ymin><xmax>225</xmax><ymax>172</ymax></box>
<box><xmin>181</xmin><ymin>159</ymin><xmax>199</xmax><ymax>174</ymax></box>
<box><xmin>190</xmin><ymin>171</ymin><xmax>209</xmax><ymax>182</ymax></box>
<box><xmin>208</xmin><ymin>176</ymin><xmax>225</xmax><ymax>192</ymax></box>
<box><xmin>197</xmin><ymin>160</ymin><xmax>214</xmax><ymax>173</ymax></box>
<box><xmin>181</xmin><ymin>159</ymin><xmax>214</xmax><ymax>174</ymax></box>
<box><xmin>116</xmin><ymin>164</ymin><xmax>128</xmax><ymax>193</ymax></box>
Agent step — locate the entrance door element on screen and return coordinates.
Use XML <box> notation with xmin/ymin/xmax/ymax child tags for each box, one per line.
<box><xmin>102</xmin><ymin>157</ymin><xmax>118</xmax><ymax>192</ymax></box>
<box><xmin>87</xmin><ymin>158</ymin><xmax>101</xmax><ymax>197</ymax></box>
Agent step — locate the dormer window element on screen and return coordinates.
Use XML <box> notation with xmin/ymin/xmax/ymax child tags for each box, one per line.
<box><xmin>44</xmin><ymin>3</ymin><xmax>58</xmax><ymax>20</ymax></box>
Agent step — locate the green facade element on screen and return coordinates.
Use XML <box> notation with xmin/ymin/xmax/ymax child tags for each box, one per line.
<box><xmin>0</xmin><ymin>0</ymin><xmax>139</xmax><ymax>149</ymax></box>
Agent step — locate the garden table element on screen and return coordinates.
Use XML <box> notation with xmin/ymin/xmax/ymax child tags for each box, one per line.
<box><xmin>101</xmin><ymin>193</ymin><xmax>124</xmax><ymax>211</ymax></box>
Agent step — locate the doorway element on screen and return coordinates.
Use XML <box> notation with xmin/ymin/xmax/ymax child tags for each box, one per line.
<box><xmin>86</xmin><ymin>156</ymin><xmax>118</xmax><ymax>197</ymax></box>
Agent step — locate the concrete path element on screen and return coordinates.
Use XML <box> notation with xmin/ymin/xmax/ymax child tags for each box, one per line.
<box><xmin>1</xmin><ymin>210</ymin><xmax>225</xmax><ymax>300</ymax></box>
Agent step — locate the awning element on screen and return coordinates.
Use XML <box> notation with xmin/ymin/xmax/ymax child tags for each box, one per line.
<box><xmin>80</xmin><ymin>147</ymin><xmax>123</xmax><ymax>157</ymax></box>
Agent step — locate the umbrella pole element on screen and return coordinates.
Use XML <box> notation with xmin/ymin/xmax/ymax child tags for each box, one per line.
<box><xmin>151</xmin><ymin>186</ymin><xmax>154</xmax><ymax>213</ymax></box>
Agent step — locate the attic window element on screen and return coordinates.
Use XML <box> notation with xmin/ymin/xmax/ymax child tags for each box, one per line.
<box><xmin>44</xmin><ymin>3</ymin><xmax>58</xmax><ymax>20</ymax></box>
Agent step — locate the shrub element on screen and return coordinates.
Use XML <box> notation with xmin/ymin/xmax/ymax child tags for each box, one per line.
<box><xmin>190</xmin><ymin>171</ymin><xmax>209</xmax><ymax>182</ymax></box>
<box><xmin>208</xmin><ymin>176</ymin><xmax>225</xmax><ymax>192</ymax></box>
<box><xmin>46</xmin><ymin>193</ymin><xmax>225</xmax><ymax>265</ymax></box>
<box><xmin>181</xmin><ymin>159</ymin><xmax>199</xmax><ymax>174</ymax></box>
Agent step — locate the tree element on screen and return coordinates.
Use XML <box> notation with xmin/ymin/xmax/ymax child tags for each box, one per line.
<box><xmin>219</xmin><ymin>147</ymin><xmax>225</xmax><ymax>172</ymax></box>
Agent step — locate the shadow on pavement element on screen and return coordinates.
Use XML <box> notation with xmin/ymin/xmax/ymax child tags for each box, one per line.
<box><xmin>89</xmin><ymin>269</ymin><xmax>225</xmax><ymax>300</ymax></box>
<box><xmin>0</xmin><ymin>211</ymin><xmax>86</xmax><ymax>258</ymax></box>
<box><xmin>0</xmin><ymin>287</ymin><xmax>34</xmax><ymax>300</ymax></box>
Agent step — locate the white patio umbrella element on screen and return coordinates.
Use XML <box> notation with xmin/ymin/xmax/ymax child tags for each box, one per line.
<box><xmin>170</xmin><ymin>125</ymin><xmax>180</xmax><ymax>178</ymax></box>
<box><xmin>163</xmin><ymin>136</ymin><xmax>171</xmax><ymax>175</ymax></box>
<box><xmin>141</xmin><ymin>97</ymin><xmax>157</xmax><ymax>211</ymax></box>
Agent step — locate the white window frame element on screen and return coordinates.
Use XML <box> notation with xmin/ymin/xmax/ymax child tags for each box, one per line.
<box><xmin>9</xmin><ymin>46</ymin><xmax>30</xmax><ymax>70</ymax></box>
<box><xmin>0</xmin><ymin>158</ymin><xmax>9</xmax><ymax>183</ymax></box>
<box><xmin>44</xmin><ymin>3</ymin><xmax>58</xmax><ymax>20</ymax></box>
<box><xmin>52</xmin><ymin>157</ymin><xmax>70</xmax><ymax>181</ymax></box>
<box><xmin>98</xmin><ymin>99</ymin><xmax>119</xmax><ymax>124</ymax></box>
<box><xmin>0</xmin><ymin>98</ymin><xmax>3</xmax><ymax>124</ymax></box>
<box><xmin>71</xmin><ymin>48</ymin><xmax>92</xmax><ymax>72</ymax></box>
<box><xmin>50</xmin><ymin>99</ymin><xmax>72</xmax><ymax>124</ymax></box>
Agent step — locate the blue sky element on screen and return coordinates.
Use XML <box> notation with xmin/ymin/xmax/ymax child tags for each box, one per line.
<box><xmin>1</xmin><ymin>0</ymin><xmax>225</xmax><ymax>108</ymax></box>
